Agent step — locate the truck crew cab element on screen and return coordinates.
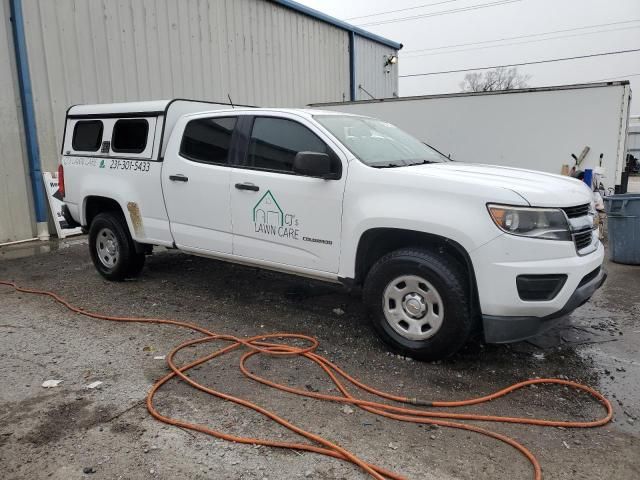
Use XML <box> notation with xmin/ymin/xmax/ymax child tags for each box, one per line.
<box><xmin>59</xmin><ymin>99</ymin><xmax>606</xmax><ymax>360</ymax></box>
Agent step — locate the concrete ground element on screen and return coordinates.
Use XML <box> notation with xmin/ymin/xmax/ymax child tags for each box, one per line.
<box><xmin>0</xmin><ymin>238</ymin><xmax>638</xmax><ymax>480</ymax></box>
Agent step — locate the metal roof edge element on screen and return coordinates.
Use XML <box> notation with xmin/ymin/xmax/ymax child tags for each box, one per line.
<box><xmin>270</xmin><ymin>0</ymin><xmax>402</xmax><ymax>50</ymax></box>
<box><xmin>308</xmin><ymin>81</ymin><xmax>631</xmax><ymax>106</ymax></box>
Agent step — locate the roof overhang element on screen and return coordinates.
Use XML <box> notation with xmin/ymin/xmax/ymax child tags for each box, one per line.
<box><xmin>270</xmin><ymin>0</ymin><xmax>402</xmax><ymax>50</ymax></box>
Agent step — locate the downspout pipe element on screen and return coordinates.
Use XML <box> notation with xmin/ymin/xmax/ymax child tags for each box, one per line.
<box><xmin>349</xmin><ymin>31</ymin><xmax>356</xmax><ymax>101</ymax></box>
<box><xmin>9</xmin><ymin>0</ymin><xmax>49</xmax><ymax>240</ymax></box>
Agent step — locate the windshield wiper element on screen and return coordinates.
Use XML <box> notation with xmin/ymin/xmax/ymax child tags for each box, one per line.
<box><xmin>373</xmin><ymin>163</ymin><xmax>406</xmax><ymax>168</ymax></box>
<box><xmin>405</xmin><ymin>160</ymin><xmax>440</xmax><ymax>166</ymax></box>
<box><xmin>372</xmin><ymin>159</ymin><xmax>440</xmax><ymax>168</ymax></box>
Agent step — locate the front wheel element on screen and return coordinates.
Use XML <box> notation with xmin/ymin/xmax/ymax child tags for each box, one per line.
<box><xmin>89</xmin><ymin>212</ymin><xmax>145</xmax><ymax>281</ymax></box>
<box><xmin>363</xmin><ymin>248</ymin><xmax>472</xmax><ymax>361</ymax></box>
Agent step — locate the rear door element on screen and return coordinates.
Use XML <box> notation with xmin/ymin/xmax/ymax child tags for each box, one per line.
<box><xmin>161</xmin><ymin>115</ymin><xmax>237</xmax><ymax>254</ymax></box>
<box><xmin>229</xmin><ymin>114</ymin><xmax>346</xmax><ymax>273</ymax></box>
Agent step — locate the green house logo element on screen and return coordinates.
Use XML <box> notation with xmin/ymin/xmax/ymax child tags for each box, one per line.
<box><xmin>253</xmin><ymin>190</ymin><xmax>283</xmax><ymax>226</ymax></box>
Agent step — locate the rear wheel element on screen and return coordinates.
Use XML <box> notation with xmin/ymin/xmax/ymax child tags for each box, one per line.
<box><xmin>89</xmin><ymin>212</ymin><xmax>145</xmax><ymax>281</ymax></box>
<box><xmin>363</xmin><ymin>248</ymin><xmax>472</xmax><ymax>361</ymax></box>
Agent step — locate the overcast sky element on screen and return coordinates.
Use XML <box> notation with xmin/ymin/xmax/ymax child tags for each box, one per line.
<box><xmin>297</xmin><ymin>0</ymin><xmax>640</xmax><ymax>114</ymax></box>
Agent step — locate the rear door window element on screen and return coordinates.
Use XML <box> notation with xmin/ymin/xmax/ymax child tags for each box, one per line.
<box><xmin>180</xmin><ymin>117</ymin><xmax>237</xmax><ymax>165</ymax></box>
<box><xmin>111</xmin><ymin>119</ymin><xmax>149</xmax><ymax>154</ymax></box>
<box><xmin>72</xmin><ymin>120</ymin><xmax>103</xmax><ymax>152</ymax></box>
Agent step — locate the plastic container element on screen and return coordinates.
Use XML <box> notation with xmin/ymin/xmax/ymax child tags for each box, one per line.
<box><xmin>604</xmin><ymin>194</ymin><xmax>640</xmax><ymax>265</ymax></box>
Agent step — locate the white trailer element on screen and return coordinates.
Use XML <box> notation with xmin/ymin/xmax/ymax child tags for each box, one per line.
<box><xmin>310</xmin><ymin>82</ymin><xmax>632</xmax><ymax>192</ymax></box>
<box><xmin>628</xmin><ymin>115</ymin><xmax>640</xmax><ymax>158</ymax></box>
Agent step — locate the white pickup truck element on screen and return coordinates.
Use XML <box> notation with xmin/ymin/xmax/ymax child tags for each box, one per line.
<box><xmin>59</xmin><ymin>99</ymin><xmax>606</xmax><ymax>360</ymax></box>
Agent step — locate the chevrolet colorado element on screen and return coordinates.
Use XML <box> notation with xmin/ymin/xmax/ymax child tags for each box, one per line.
<box><xmin>59</xmin><ymin>100</ymin><xmax>606</xmax><ymax>360</ymax></box>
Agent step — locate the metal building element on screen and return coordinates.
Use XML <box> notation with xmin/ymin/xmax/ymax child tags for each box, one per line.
<box><xmin>0</xmin><ymin>0</ymin><xmax>401</xmax><ymax>244</ymax></box>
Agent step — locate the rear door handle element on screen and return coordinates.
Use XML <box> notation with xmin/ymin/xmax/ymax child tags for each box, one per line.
<box><xmin>235</xmin><ymin>183</ymin><xmax>259</xmax><ymax>192</ymax></box>
<box><xmin>169</xmin><ymin>174</ymin><xmax>189</xmax><ymax>182</ymax></box>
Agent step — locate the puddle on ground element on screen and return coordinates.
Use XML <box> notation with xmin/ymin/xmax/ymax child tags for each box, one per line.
<box><xmin>0</xmin><ymin>237</ymin><xmax>87</xmax><ymax>261</ymax></box>
<box><xmin>515</xmin><ymin>299</ymin><xmax>640</xmax><ymax>435</ymax></box>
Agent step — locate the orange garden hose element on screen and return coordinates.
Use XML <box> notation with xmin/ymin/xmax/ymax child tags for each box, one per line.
<box><xmin>0</xmin><ymin>280</ymin><xmax>613</xmax><ymax>480</ymax></box>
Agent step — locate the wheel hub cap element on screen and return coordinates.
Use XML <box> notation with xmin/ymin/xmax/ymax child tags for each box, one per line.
<box><xmin>96</xmin><ymin>228</ymin><xmax>119</xmax><ymax>268</ymax></box>
<box><xmin>105</xmin><ymin>239</ymin><xmax>116</xmax><ymax>255</ymax></box>
<box><xmin>382</xmin><ymin>275</ymin><xmax>444</xmax><ymax>341</ymax></box>
<box><xmin>402</xmin><ymin>293</ymin><xmax>426</xmax><ymax>318</ymax></box>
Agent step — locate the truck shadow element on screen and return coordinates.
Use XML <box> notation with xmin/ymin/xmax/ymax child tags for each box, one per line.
<box><xmin>0</xmin><ymin>242</ymin><xmax>605</xmax><ymax>403</ymax></box>
<box><xmin>143</xmin><ymin>250</ymin><xmax>601</xmax><ymax>389</ymax></box>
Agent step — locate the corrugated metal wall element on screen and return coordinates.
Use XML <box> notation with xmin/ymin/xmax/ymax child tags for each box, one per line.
<box><xmin>0</xmin><ymin>0</ymin><xmax>35</xmax><ymax>243</ymax></box>
<box><xmin>354</xmin><ymin>34</ymin><xmax>398</xmax><ymax>101</ymax></box>
<box><xmin>21</xmin><ymin>0</ymin><xmax>356</xmax><ymax>173</ymax></box>
<box><xmin>1</xmin><ymin>0</ymin><xmax>399</xmax><ymax>242</ymax></box>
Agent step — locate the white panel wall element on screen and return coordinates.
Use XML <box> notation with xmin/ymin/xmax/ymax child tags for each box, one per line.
<box><xmin>20</xmin><ymin>0</ymin><xmax>354</xmax><ymax>172</ymax></box>
<box><xmin>0</xmin><ymin>0</ymin><xmax>35</xmax><ymax>243</ymax></box>
<box><xmin>354</xmin><ymin>34</ymin><xmax>398</xmax><ymax>101</ymax></box>
<box><xmin>312</xmin><ymin>84</ymin><xmax>630</xmax><ymax>190</ymax></box>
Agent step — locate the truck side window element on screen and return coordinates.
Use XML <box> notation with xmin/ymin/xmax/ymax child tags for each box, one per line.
<box><xmin>72</xmin><ymin>120</ymin><xmax>103</xmax><ymax>152</ymax></box>
<box><xmin>248</xmin><ymin>117</ymin><xmax>338</xmax><ymax>174</ymax></box>
<box><xmin>180</xmin><ymin>117</ymin><xmax>237</xmax><ymax>165</ymax></box>
<box><xmin>111</xmin><ymin>119</ymin><xmax>149</xmax><ymax>154</ymax></box>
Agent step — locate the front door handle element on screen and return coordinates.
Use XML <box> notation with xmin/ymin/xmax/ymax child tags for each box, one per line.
<box><xmin>169</xmin><ymin>174</ymin><xmax>189</xmax><ymax>182</ymax></box>
<box><xmin>235</xmin><ymin>182</ymin><xmax>259</xmax><ymax>192</ymax></box>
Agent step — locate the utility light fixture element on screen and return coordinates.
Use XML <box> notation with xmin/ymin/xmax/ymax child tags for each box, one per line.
<box><xmin>384</xmin><ymin>54</ymin><xmax>398</xmax><ymax>66</ymax></box>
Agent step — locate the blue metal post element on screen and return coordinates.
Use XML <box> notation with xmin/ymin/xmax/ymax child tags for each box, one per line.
<box><xmin>10</xmin><ymin>0</ymin><xmax>48</xmax><ymax>225</ymax></box>
<box><xmin>349</xmin><ymin>31</ymin><xmax>356</xmax><ymax>101</ymax></box>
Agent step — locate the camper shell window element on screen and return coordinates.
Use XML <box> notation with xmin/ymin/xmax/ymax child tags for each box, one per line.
<box><xmin>111</xmin><ymin>119</ymin><xmax>149</xmax><ymax>154</ymax></box>
<box><xmin>72</xmin><ymin>120</ymin><xmax>103</xmax><ymax>152</ymax></box>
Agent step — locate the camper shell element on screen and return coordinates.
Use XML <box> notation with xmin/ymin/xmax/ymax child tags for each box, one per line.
<box><xmin>62</xmin><ymin>99</ymin><xmax>252</xmax><ymax>161</ymax></box>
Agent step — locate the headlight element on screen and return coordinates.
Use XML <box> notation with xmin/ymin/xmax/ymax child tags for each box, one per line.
<box><xmin>487</xmin><ymin>204</ymin><xmax>571</xmax><ymax>241</ymax></box>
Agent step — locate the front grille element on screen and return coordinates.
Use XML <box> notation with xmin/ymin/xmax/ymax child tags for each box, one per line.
<box><xmin>562</xmin><ymin>204</ymin><xmax>590</xmax><ymax>218</ymax></box>
<box><xmin>573</xmin><ymin>230</ymin><xmax>593</xmax><ymax>250</ymax></box>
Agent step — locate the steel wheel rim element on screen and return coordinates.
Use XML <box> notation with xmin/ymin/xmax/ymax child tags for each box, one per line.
<box><xmin>382</xmin><ymin>274</ymin><xmax>444</xmax><ymax>341</ymax></box>
<box><xmin>96</xmin><ymin>227</ymin><xmax>119</xmax><ymax>269</ymax></box>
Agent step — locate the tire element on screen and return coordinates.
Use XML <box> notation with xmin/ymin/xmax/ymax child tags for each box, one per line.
<box><xmin>363</xmin><ymin>248</ymin><xmax>472</xmax><ymax>361</ymax></box>
<box><xmin>88</xmin><ymin>212</ymin><xmax>146</xmax><ymax>281</ymax></box>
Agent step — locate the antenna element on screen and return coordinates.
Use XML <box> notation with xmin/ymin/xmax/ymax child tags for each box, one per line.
<box><xmin>227</xmin><ymin>94</ymin><xmax>235</xmax><ymax>109</ymax></box>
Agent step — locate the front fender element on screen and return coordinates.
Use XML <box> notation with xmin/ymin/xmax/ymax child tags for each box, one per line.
<box><xmin>338</xmin><ymin>164</ymin><xmax>525</xmax><ymax>278</ymax></box>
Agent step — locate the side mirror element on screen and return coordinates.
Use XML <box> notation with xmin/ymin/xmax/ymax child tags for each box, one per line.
<box><xmin>293</xmin><ymin>151</ymin><xmax>337</xmax><ymax>179</ymax></box>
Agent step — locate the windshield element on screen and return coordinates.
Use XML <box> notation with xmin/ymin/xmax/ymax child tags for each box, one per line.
<box><xmin>314</xmin><ymin>114</ymin><xmax>450</xmax><ymax>167</ymax></box>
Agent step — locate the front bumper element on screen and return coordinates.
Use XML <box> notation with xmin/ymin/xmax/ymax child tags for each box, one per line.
<box><xmin>469</xmin><ymin>231</ymin><xmax>605</xmax><ymax>344</ymax></box>
<box><xmin>482</xmin><ymin>266</ymin><xmax>606</xmax><ymax>343</ymax></box>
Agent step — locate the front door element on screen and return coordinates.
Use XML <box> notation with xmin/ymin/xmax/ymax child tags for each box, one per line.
<box><xmin>230</xmin><ymin>115</ymin><xmax>346</xmax><ymax>273</ymax></box>
<box><xmin>162</xmin><ymin>115</ymin><xmax>237</xmax><ymax>254</ymax></box>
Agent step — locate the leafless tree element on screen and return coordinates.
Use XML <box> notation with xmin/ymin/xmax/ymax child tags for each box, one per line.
<box><xmin>460</xmin><ymin>67</ymin><xmax>531</xmax><ymax>92</ymax></box>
